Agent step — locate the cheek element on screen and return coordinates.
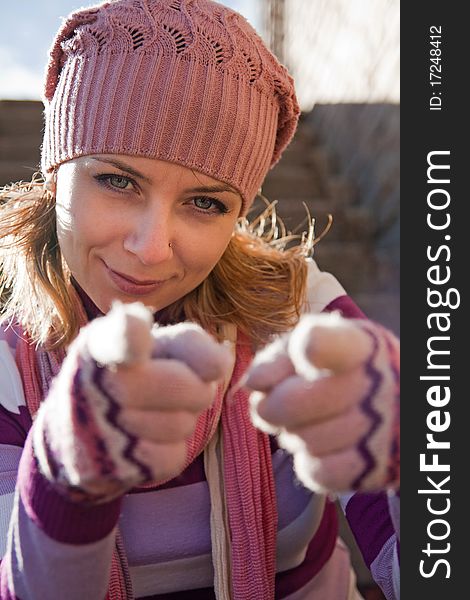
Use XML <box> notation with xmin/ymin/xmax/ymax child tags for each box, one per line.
<box><xmin>56</xmin><ymin>201</ymin><xmax>88</xmax><ymax>258</ymax></box>
<box><xmin>180</xmin><ymin>223</ymin><xmax>233</xmax><ymax>275</ymax></box>
<box><xmin>55</xmin><ymin>197</ymin><xmax>78</xmax><ymax>262</ymax></box>
<box><xmin>57</xmin><ymin>194</ymin><xmax>116</xmax><ymax>257</ymax></box>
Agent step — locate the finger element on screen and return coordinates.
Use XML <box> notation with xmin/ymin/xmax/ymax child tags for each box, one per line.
<box><xmin>244</xmin><ymin>335</ymin><xmax>295</xmax><ymax>392</ymax></box>
<box><xmin>134</xmin><ymin>439</ymin><xmax>187</xmax><ymax>483</ymax></box>
<box><xmin>103</xmin><ymin>358</ymin><xmax>217</xmax><ymax>413</ymax></box>
<box><xmin>277</xmin><ymin>406</ymin><xmax>370</xmax><ymax>457</ymax></box>
<box><xmin>86</xmin><ymin>301</ymin><xmax>153</xmax><ymax>366</ymax></box>
<box><xmin>249</xmin><ymin>391</ymin><xmax>282</xmax><ymax>435</ymax></box>
<box><xmin>118</xmin><ymin>408</ymin><xmax>198</xmax><ymax>443</ymax></box>
<box><xmin>252</xmin><ymin>369</ymin><xmax>369</xmax><ymax>429</ymax></box>
<box><xmin>288</xmin><ymin>313</ymin><xmax>374</xmax><ymax>377</ymax></box>
<box><xmin>151</xmin><ymin>322</ymin><xmax>233</xmax><ymax>382</ymax></box>
<box><xmin>292</xmin><ymin>447</ymin><xmax>365</xmax><ymax>494</ymax></box>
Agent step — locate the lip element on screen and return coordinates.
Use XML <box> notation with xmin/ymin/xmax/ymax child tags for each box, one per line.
<box><xmin>102</xmin><ymin>260</ymin><xmax>168</xmax><ymax>296</ymax></box>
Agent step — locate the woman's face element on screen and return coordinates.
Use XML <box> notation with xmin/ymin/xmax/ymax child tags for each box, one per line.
<box><xmin>55</xmin><ymin>155</ymin><xmax>242</xmax><ymax>313</ymax></box>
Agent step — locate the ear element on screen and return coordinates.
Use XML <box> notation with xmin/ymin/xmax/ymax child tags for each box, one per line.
<box><xmin>44</xmin><ymin>171</ymin><xmax>57</xmax><ymax>194</ymax></box>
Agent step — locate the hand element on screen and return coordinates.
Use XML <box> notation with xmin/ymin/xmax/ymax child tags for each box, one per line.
<box><xmin>34</xmin><ymin>302</ymin><xmax>233</xmax><ymax>501</ymax></box>
<box><xmin>245</xmin><ymin>312</ymin><xmax>400</xmax><ymax>494</ymax></box>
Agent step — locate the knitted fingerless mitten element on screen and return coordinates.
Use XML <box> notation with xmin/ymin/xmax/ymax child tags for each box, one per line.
<box><xmin>291</xmin><ymin>314</ymin><xmax>400</xmax><ymax>493</ymax></box>
<box><xmin>32</xmin><ymin>302</ymin><xmax>156</xmax><ymax>503</ymax></box>
<box><xmin>249</xmin><ymin>313</ymin><xmax>400</xmax><ymax>494</ymax></box>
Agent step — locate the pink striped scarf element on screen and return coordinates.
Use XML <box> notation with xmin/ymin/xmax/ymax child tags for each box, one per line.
<box><xmin>15</xmin><ymin>296</ymin><xmax>277</xmax><ymax>600</ymax></box>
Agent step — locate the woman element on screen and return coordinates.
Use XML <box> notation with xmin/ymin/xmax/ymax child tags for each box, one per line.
<box><xmin>0</xmin><ymin>1</ymin><xmax>400</xmax><ymax>599</ymax></box>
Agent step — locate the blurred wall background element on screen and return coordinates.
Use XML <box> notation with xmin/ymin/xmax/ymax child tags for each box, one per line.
<box><xmin>261</xmin><ymin>0</ymin><xmax>400</xmax><ymax>336</ymax></box>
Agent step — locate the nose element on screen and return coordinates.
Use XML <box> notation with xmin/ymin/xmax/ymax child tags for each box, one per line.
<box><xmin>123</xmin><ymin>206</ymin><xmax>174</xmax><ymax>265</ymax></box>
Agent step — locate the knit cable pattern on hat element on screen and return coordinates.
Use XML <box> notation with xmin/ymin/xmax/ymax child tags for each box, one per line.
<box><xmin>42</xmin><ymin>0</ymin><xmax>300</xmax><ymax>211</ymax></box>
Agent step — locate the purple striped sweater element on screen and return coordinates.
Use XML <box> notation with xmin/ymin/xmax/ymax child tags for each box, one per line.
<box><xmin>0</xmin><ymin>261</ymin><xmax>400</xmax><ymax>599</ymax></box>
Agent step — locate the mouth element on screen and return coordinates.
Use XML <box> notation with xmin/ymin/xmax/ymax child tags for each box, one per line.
<box><xmin>102</xmin><ymin>260</ymin><xmax>169</xmax><ymax>296</ymax></box>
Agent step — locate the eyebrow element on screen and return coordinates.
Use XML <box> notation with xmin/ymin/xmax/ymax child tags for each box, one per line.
<box><xmin>186</xmin><ymin>184</ymin><xmax>239</xmax><ymax>196</ymax></box>
<box><xmin>90</xmin><ymin>157</ymin><xmax>152</xmax><ymax>184</ymax></box>
<box><xmin>89</xmin><ymin>156</ymin><xmax>239</xmax><ymax>196</ymax></box>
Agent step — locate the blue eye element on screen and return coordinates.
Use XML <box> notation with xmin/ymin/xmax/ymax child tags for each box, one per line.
<box><xmin>193</xmin><ymin>196</ymin><xmax>229</xmax><ymax>214</ymax></box>
<box><xmin>95</xmin><ymin>173</ymin><xmax>134</xmax><ymax>191</ymax></box>
<box><xmin>108</xmin><ymin>175</ymin><xmax>132</xmax><ymax>189</ymax></box>
<box><xmin>194</xmin><ymin>197</ymin><xmax>213</xmax><ymax>209</ymax></box>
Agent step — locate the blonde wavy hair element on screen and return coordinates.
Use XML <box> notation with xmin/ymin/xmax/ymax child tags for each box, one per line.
<box><xmin>0</xmin><ymin>174</ymin><xmax>324</xmax><ymax>351</ymax></box>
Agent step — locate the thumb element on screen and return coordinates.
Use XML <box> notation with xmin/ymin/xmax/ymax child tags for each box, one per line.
<box><xmin>287</xmin><ymin>312</ymin><xmax>373</xmax><ymax>378</ymax></box>
<box><xmin>85</xmin><ymin>301</ymin><xmax>154</xmax><ymax>367</ymax></box>
<box><xmin>243</xmin><ymin>335</ymin><xmax>295</xmax><ymax>392</ymax></box>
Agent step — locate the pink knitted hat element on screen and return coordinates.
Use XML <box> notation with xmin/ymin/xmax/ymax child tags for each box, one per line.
<box><xmin>41</xmin><ymin>0</ymin><xmax>300</xmax><ymax>212</ymax></box>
